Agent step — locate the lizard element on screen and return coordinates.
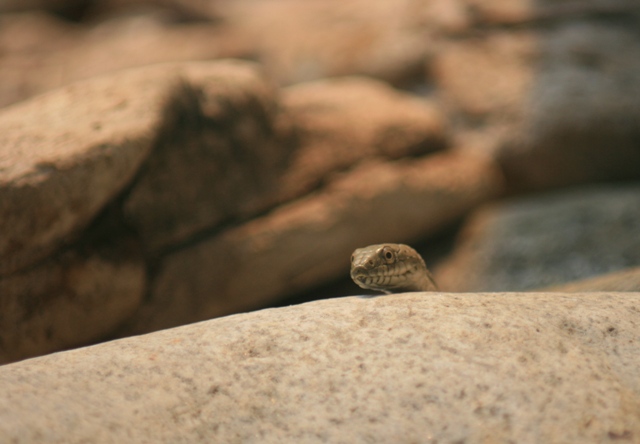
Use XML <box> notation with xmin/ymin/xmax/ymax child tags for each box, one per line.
<box><xmin>350</xmin><ymin>243</ymin><xmax>438</xmax><ymax>294</ymax></box>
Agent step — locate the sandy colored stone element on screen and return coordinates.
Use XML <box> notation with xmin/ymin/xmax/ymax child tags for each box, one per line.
<box><xmin>546</xmin><ymin>266</ymin><xmax>640</xmax><ymax>293</ymax></box>
<box><xmin>436</xmin><ymin>185</ymin><xmax>640</xmax><ymax>292</ymax></box>
<box><xmin>1</xmin><ymin>292</ymin><xmax>639</xmax><ymax>442</ymax></box>
<box><xmin>0</xmin><ymin>235</ymin><xmax>145</xmax><ymax>364</ymax></box>
<box><xmin>86</xmin><ymin>0</ymin><xmax>223</xmax><ymax>21</ymax></box>
<box><xmin>124</xmin><ymin>152</ymin><xmax>503</xmax><ymax>334</ymax></box>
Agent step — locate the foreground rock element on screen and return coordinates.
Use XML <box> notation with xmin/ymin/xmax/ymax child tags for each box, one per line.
<box><xmin>1</xmin><ymin>292</ymin><xmax>638</xmax><ymax>442</ymax></box>
<box><xmin>436</xmin><ymin>185</ymin><xmax>640</xmax><ymax>292</ymax></box>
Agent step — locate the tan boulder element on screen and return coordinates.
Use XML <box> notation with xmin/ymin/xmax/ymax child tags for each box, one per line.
<box><xmin>1</xmin><ymin>292</ymin><xmax>638</xmax><ymax>442</ymax></box>
<box><xmin>433</xmin><ymin>30</ymin><xmax>537</xmax><ymax>120</ymax></box>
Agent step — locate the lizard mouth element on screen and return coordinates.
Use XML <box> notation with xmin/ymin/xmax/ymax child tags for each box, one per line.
<box><xmin>351</xmin><ymin>270</ymin><xmax>413</xmax><ymax>290</ymax></box>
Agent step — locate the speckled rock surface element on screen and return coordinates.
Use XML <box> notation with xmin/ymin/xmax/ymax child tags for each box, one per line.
<box><xmin>1</xmin><ymin>292</ymin><xmax>638</xmax><ymax>443</ymax></box>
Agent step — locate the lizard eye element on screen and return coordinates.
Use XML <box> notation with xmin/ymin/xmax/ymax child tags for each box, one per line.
<box><xmin>350</xmin><ymin>254</ymin><xmax>355</xmax><ymax>263</ymax></box>
<box><xmin>381</xmin><ymin>247</ymin><xmax>394</xmax><ymax>263</ymax></box>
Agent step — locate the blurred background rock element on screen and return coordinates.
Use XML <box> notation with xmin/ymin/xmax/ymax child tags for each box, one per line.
<box><xmin>1</xmin><ymin>0</ymin><xmax>639</xmax><ymax>363</ymax></box>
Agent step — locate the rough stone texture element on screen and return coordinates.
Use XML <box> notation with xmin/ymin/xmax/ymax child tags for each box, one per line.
<box><xmin>546</xmin><ymin>266</ymin><xmax>640</xmax><ymax>293</ymax></box>
<box><xmin>279</xmin><ymin>77</ymin><xmax>447</xmax><ymax>200</ymax></box>
<box><xmin>1</xmin><ymin>292</ymin><xmax>639</xmax><ymax>443</ymax></box>
<box><xmin>123</xmin><ymin>152</ymin><xmax>503</xmax><ymax>334</ymax></box>
<box><xmin>0</xmin><ymin>232</ymin><xmax>145</xmax><ymax>365</ymax></box>
<box><xmin>436</xmin><ymin>185</ymin><xmax>640</xmax><ymax>292</ymax></box>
